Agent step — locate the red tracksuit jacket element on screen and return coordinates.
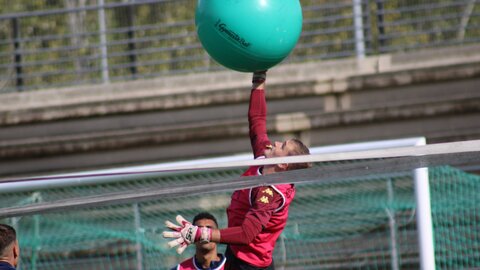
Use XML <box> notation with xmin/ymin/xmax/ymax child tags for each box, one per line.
<box><xmin>226</xmin><ymin>89</ymin><xmax>296</xmax><ymax>267</ymax></box>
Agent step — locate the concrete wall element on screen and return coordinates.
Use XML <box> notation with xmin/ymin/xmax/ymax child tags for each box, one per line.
<box><xmin>1</xmin><ymin>44</ymin><xmax>480</xmax><ymax>178</ymax></box>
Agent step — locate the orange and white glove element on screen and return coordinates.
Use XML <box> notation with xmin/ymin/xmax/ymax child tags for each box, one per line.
<box><xmin>162</xmin><ymin>215</ymin><xmax>212</xmax><ymax>254</ymax></box>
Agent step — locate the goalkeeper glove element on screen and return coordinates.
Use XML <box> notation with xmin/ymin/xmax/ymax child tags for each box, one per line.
<box><xmin>162</xmin><ymin>215</ymin><xmax>212</xmax><ymax>254</ymax></box>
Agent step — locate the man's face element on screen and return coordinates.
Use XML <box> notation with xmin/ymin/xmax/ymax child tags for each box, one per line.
<box><xmin>264</xmin><ymin>140</ymin><xmax>294</xmax><ymax>159</ymax></box>
<box><xmin>194</xmin><ymin>219</ymin><xmax>217</xmax><ymax>251</ymax></box>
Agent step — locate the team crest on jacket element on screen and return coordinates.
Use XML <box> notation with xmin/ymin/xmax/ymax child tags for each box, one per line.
<box><xmin>262</xmin><ymin>188</ymin><xmax>274</xmax><ymax>197</ymax></box>
<box><xmin>258</xmin><ymin>196</ymin><xmax>270</xmax><ymax>204</ymax></box>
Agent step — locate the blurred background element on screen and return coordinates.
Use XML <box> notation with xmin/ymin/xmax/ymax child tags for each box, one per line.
<box><xmin>1</xmin><ymin>1</ymin><xmax>480</xmax><ymax>269</ymax></box>
<box><xmin>1</xmin><ymin>0</ymin><xmax>479</xmax><ymax>178</ymax></box>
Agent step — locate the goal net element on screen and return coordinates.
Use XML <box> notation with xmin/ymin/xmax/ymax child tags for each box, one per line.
<box><xmin>1</xmin><ymin>139</ymin><xmax>479</xmax><ymax>270</ymax></box>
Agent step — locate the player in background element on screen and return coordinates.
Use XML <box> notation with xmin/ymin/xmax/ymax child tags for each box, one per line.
<box><xmin>0</xmin><ymin>224</ymin><xmax>20</xmax><ymax>270</ymax></box>
<box><xmin>170</xmin><ymin>212</ymin><xmax>226</xmax><ymax>270</ymax></box>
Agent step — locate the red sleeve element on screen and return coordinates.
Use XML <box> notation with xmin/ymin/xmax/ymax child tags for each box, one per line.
<box><xmin>248</xmin><ymin>88</ymin><xmax>272</xmax><ymax>158</ymax></box>
<box><xmin>219</xmin><ymin>186</ymin><xmax>283</xmax><ymax>244</ymax></box>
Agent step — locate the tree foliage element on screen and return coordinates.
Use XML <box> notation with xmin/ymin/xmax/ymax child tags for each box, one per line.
<box><xmin>0</xmin><ymin>0</ymin><xmax>479</xmax><ymax>92</ymax></box>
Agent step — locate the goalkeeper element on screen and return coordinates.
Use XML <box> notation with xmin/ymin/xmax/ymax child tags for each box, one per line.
<box><xmin>164</xmin><ymin>71</ymin><xmax>311</xmax><ymax>270</ymax></box>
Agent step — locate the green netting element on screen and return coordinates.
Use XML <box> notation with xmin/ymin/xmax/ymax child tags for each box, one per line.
<box><xmin>1</xmin><ymin>165</ymin><xmax>479</xmax><ymax>270</ymax></box>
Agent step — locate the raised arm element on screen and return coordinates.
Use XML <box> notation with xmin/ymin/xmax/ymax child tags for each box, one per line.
<box><xmin>248</xmin><ymin>71</ymin><xmax>272</xmax><ymax>158</ymax></box>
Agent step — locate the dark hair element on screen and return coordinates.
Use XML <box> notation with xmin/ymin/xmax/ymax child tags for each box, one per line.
<box><xmin>193</xmin><ymin>212</ymin><xmax>218</xmax><ymax>228</ymax></box>
<box><xmin>287</xmin><ymin>138</ymin><xmax>312</xmax><ymax>170</ymax></box>
<box><xmin>0</xmin><ymin>224</ymin><xmax>16</xmax><ymax>255</ymax></box>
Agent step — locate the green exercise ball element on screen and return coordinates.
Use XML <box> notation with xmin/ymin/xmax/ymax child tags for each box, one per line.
<box><xmin>195</xmin><ymin>0</ymin><xmax>303</xmax><ymax>72</ymax></box>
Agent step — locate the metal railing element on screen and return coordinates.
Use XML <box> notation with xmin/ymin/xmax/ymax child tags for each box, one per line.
<box><xmin>0</xmin><ymin>0</ymin><xmax>479</xmax><ymax>92</ymax></box>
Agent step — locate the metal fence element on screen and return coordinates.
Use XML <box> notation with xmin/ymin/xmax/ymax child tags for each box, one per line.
<box><xmin>0</xmin><ymin>0</ymin><xmax>479</xmax><ymax>92</ymax></box>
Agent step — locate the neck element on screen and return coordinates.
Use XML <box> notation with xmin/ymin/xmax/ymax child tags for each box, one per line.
<box><xmin>195</xmin><ymin>250</ymin><xmax>219</xmax><ymax>269</ymax></box>
<box><xmin>262</xmin><ymin>166</ymin><xmax>273</xmax><ymax>175</ymax></box>
<box><xmin>263</xmin><ymin>165</ymin><xmax>285</xmax><ymax>175</ymax></box>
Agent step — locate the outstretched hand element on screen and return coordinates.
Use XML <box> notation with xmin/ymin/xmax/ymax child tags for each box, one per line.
<box><xmin>252</xmin><ymin>70</ymin><xmax>267</xmax><ymax>84</ymax></box>
<box><xmin>162</xmin><ymin>215</ymin><xmax>212</xmax><ymax>254</ymax></box>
